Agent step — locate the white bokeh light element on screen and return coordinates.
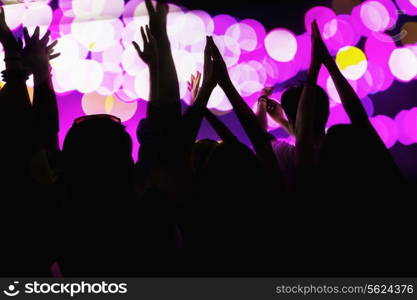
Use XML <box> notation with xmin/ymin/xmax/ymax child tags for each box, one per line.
<box><xmin>71</xmin><ymin>59</ymin><xmax>104</xmax><ymax>94</ymax></box>
<box><xmin>389</xmin><ymin>48</ymin><xmax>417</xmax><ymax>82</ymax></box>
<box><xmin>265</xmin><ymin>29</ymin><xmax>297</xmax><ymax>62</ymax></box>
<box><xmin>22</xmin><ymin>3</ymin><xmax>52</xmax><ymax>36</ymax></box>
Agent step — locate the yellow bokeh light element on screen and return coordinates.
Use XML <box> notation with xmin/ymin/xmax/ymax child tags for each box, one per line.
<box><xmin>336</xmin><ymin>46</ymin><xmax>368</xmax><ymax>80</ymax></box>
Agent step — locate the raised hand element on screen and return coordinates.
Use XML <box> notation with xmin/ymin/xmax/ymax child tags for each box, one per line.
<box><xmin>133</xmin><ymin>25</ymin><xmax>157</xmax><ymax>65</ymax></box>
<box><xmin>0</xmin><ymin>7</ymin><xmax>20</xmax><ymax>52</ymax></box>
<box><xmin>311</xmin><ymin>20</ymin><xmax>332</xmax><ymax>68</ymax></box>
<box><xmin>187</xmin><ymin>71</ymin><xmax>201</xmax><ymax>104</ymax></box>
<box><xmin>201</xmin><ymin>37</ymin><xmax>216</xmax><ymax>90</ymax></box>
<box><xmin>22</xmin><ymin>27</ymin><xmax>60</xmax><ymax>75</ymax></box>
<box><xmin>144</xmin><ymin>0</ymin><xmax>169</xmax><ymax>37</ymax></box>
<box><xmin>207</xmin><ymin>36</ymin><xmax>231</xmax><ymax>88</ymax></box>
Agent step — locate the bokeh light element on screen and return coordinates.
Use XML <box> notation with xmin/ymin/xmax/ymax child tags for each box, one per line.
<box><xmin>389</xmin><ymin>48</ymin><xmax>417</xmax><ymax>82</ymax></box>
<box><xmin>336</xmin><ymin>46</ymin><xmax>368</xmax><ymax>80</ymax></box>
<box><xmin>0</xmin><ymin>0</ymin><xmax>415</xmax><ymax>155</ymax></box>
<box><xmin>264</xmin><ymin>29</ymin><xmax>297</xmax><ymax>62</ymax></box>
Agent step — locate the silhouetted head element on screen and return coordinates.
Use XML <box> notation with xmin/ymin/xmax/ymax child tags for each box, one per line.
<box><xmin>62</xmin><ymin>115</ymin><xmax>134</xmax><ymax>199</ymax></box>
<box><xmin>190</xmin><ymin>139</ymin><xmax>219</xmax><ymax>175</ymax></box>
<box><xmin>199</xmin><ymin>141</ymin><xmax>266</xmax><ymax>206</ymax></box>
<box><xmin>281</xmin><ymin>85</ymin><xmax>329</xmax><ymax>137</ymax></box>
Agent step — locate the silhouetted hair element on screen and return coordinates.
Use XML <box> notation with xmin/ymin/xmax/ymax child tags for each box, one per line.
<box><xmin>62</xmin><ymin>117</ymin><xmax>134</xmax><ymax>192</ymax></box>
<box><xmin>281</xmin><ymin>85</ymin><xmax>329</xmax><ymax>135</ymax></box>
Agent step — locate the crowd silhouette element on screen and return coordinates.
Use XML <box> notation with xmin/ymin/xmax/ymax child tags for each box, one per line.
<box><xmin>0</xmin><ymin>1</ymin><xmax>414</xmax><ymax>277</ymax></box>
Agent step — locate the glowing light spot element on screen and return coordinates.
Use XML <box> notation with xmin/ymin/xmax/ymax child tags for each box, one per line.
<box><xmin>225</xmin><ymin>22</ymin><xmax>258</xmax><ymax>52</ymax></box>
<box><xmin>50</xmin><ymin>35</ymin><xmax>82</xmax><ymax>71</ymax></box>
<box><xmin>134</xmin><ymin>69</ymin><xmax>150</xmax><ymax>101</ymax></box>
<box><xmin>71</xmin><ymin>60</ymin><xmax>104</xmax><ymax>93</ymax></box>
<box><xmin>265</xmin><ymin>29</ymin><xmax>297</xmax><ymax>62</ymax></box>
<box><xmin>207</xmin><ymin>86</ymin><xmax>232</xmax><ymax>113</ymax></box>
<box><xmin>304</xmin><ymin>6</ymin><xmax>337</xmax><ymax>34</ymax></box>
<box><xmin>177</xmin><ymin>12</ymin><xmax>207</xmax><ymax>46</ymax></box>
<box><xmin>22</xmin><ymin>3</ymin><xmax>53</xmax><ymax>36</ymax></box>
<box><xmin>370</xmin><ymin>115</ymin><xmax>398</xmax><ymax>148</ymax></box>
<box><xmin>71</xmin><ymin>19</ymin><xmax>117</xmax><ymax>52</ymax></box>
<box><xmin>72</xmin><ymin>0</ymin><xmax>106</xmax><ymax>20</ymax></box>
<box><xmin>121</xmin><ymin>44</ymin><xmax>147</xmax><ymax>76</ymax></box>
<box><xmin>395</xmin><ymin>109</ymin><xmax>415</xmax><ymax>145</ymax></box>
<box><xmin>360</xmin><ymin>1</ymin><xmax>390</xmax><ymax>32</ymax></box>
<box><xmin>2</xmin><ymin>3</ymin><xmax>26</xmax><ymax>30</ymax></box>
<box><xmin>323</xmin><ymin>16</ymin><xmax>360</xmax><ymax>54</ymax></box>
<box><xmin>336</xmin><ymin>46</ymin><xmax>368</xmax><ymax>80</ymax></box>
<box><xmin>389</xmin><ymin>48</ymin><xmax>417</xmax><ymax>82</ymax></box>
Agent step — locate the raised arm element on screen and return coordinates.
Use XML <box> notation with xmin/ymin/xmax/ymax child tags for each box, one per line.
<box><xmin>294</xmin><ymin>21</ymin><xmax>321</xmax><ymax>168</ymax></box>
<box><xmin>314</xmin><ymin>21</ymin><xmax>403</xmax><ymax>178</ymax></box>
<box><xmin>181</xmin><ymin>38</ymin><xmax>216</xmax><ymax>151</ymax></box>
<box><xmin>313</xmin><ymin>21</ymin><xmax>370</xmax><ymax>131</ymax></box>
<box><xmin>144</xmin><ymin>0</ymin><xmax>180</xmax><ymax>113</ymax></box>
<box><xmin>0</xmin><ymin>7</ymin><xmax>31</xmax><ymax>115</ymax></box>
<box><xmin>209</xmin><ymin>38</ymin><xmax>281</xmax><ymax>175</ymax></box>
<box><xmin>186</xmin><ymin>71</ymin><xmax>238</xmax><ymax>143</ymax></box>
<box><xmin>133</xmin><ymin>25</ymin><xmax>158</xmax><ymax>112</ymax></box>
<box><xmin>22</xmin><ymin>27</ymin><xmax>60</xmax><ymax>152</ymax></box>
<box><xmin>256</xmin><ymin>87</ymin><xmax>273</xmax><ymax>130</ymax></box>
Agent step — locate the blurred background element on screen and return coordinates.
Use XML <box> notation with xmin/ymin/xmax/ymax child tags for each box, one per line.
<box><xmin>1</xmin><ymin>0</ymin><xmax>417</xmax><ymax>183</ymax></box>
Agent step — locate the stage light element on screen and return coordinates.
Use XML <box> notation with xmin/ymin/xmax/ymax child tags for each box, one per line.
<box><xmin>265</xmin><ymin>29</ymin><xmax>297</xmax><ymax>62</ymax></box>
<box><xmin>177</xmin><ymin>12</ymin><xmax>207</xmax><ymax>46</ymax></box>
<box><xmin>293</xmin><ymin>33</ymin><xmax>311</xmax><ymax>71</ymax></box>
<box><xmin>193</xmin><ymin>10</ymin><xmax>215</xmax><ymax>35</ymax></box>
<box><xmin>323</xmin><ymin>15</ymin><xmax>360</xmax><ymax>54</ymax></box>
<box><xmin>229</xmin><ymin>62</ymin><xmax>264</xmax><ymax>97</ymax></box>
<box><xmin>224</xmin><ymin>22</ymin><xmax>258</xmax><ymax>52</ymax></box>
<box><xmin>395</xmin><ymin>109</ymin><xmax>416</xmax><ymax>145</ymax></box>
<box><xmin>50</xmin><ymin>35</ymin><xmax>83</xmax><ymax>71</ymax></box>
<box><xmin>208</xmin><ymin>86</ymin><xmax>233</xmax><ymax>113</ymax></box>
<box><xmin>81</xmin><ymin>92</ymin><xmax>137</xmax><ymax>122</ymax></box>
<box><xmin>213</xmin><ymin>14</ymin><xmax>237</xmax><ymax>35</ymax></box>
<box><xmin>389</xmin><ymin>48</ymin><xmax>417</xmax><ymax>82</ymax></box>
<box><xmin>101</xmin><ymin>43</ymin><xmax>124</xmax><ymax>73</ymax></box>
<box><xmin>370</xmin><ymin>115</ymin><xmax>398</xmax><ymax>148</ymax></box>
<box><xmin>212</xmin><ymin>34</ymin><xmax>241</xmax><ymax>67</ymax></box>
<box><xmin>403</xmin><ymin>108</ymin><xmax>417</xmax><ymax>144</ymax></box>
<box><xmin>22</xmin><ymin>2</ymin><xmax>52</xmax><ymax>36</ymax></box>
<box><xmin>71</xmin><ymin>59</ymin><xmax>104</xmax><ymax>94</ymax></box>
<box><xmin>351</xmin><ymin>0</ymin><xmax>398</xmax><ymax>36</ymax></box>
<box><xmin>71</xmin><ymin>18</ymin><xmax>118</xmax><ymax>52</ymax></box>
<box><xmin>396</xmin><ymin>0</ymin><xmax>417</xmax><ymax>16</ymax></box>
<box><xmin>117</xmin><ymin>73</ymin><xmax>140</xmax><ymax>103</ymax></box>
<box><xmin>121</xmin><ymin>44</ymin><xmax>148</xmax><ymax>76</ymax></box>
<box><xmin>97</xmin><ymin>71</ymin><xmax>124</xmax><ymax>96</ymax></box>
<box><xmin>360</xmin><ymin>1</ymin><xmax>390</xmax><ymax>32</ymax></box>
<box><xmin>304</xmin><ymin>6</ymin><xmax>337</xmax><ymax>34</ymax></box>
<box><xmin>133</xmin><ymin>69</ymin><xmax>150</xmax><ymax>101</ymax></box>
<box><xmin>2</xmin><ymin>2</ymin><xmax>25</xmax><ymax>30</ymax></box>
<box><xmin>72</xmin><ymin>0</ymin><xmax>107</xmax><ymax>20</ymax></box>
<box><xmin>336</xmin><ymin>46</ymin><xmax>368</xmax><ymax>80</ymax></box>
